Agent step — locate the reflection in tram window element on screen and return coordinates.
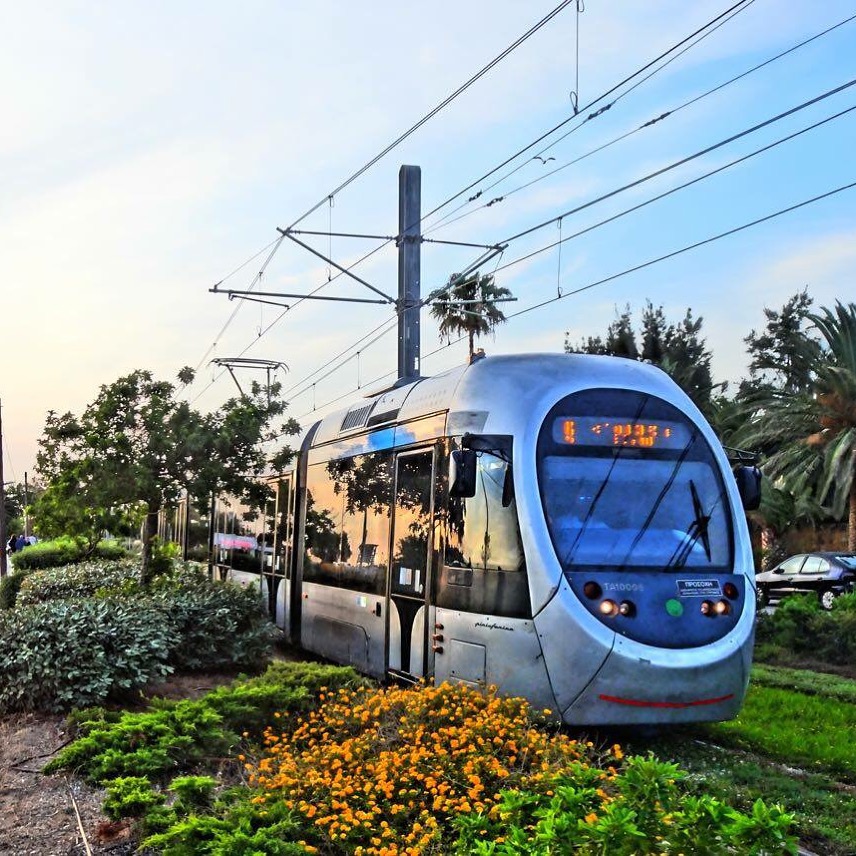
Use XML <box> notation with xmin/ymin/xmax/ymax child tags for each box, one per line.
<box><xmin>213</xmin><ymin>490</ymin><xmax>273</xmax><ymax>573</ymax></box>
<box><xmin>444</xmin><ymin>452</ymin><xmax>525</xmax><ymax>573</ymax></box>
<box><xmin>391</xmin><ymin>452</ymin><xmax>434</xmax><ymax>597</ymax></box>
<box><xmin>303</xmin><ymin>454</ymin><xmax>393</xmax><ymax>594</ymax></box>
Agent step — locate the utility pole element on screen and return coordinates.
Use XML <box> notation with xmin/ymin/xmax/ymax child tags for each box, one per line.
<box><xmin>397</xmin><ymin>165</ymin><xmax>421</xmax><ymax>381</ymax></box>
<box><xmin>23</xmin><ymin>471</ymin><xmax>29</xmax><ymax>538</ymax></box>
<box><xmin>0</xmin><ymin>400</ymin><xmax>7</xmax><ymax>579</ymax></box>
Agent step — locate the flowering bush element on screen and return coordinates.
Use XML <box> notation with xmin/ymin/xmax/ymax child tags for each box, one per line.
<box><xmin>144</xmin><ymin>681</ymin><xmax>796</xmax><ymax>855</ymax></box>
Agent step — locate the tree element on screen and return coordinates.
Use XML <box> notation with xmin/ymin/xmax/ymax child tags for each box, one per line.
<box><xmin>741</xmin><ymin>289</ymin><xmax>821</xmax><ymax>397</ymax></box>
<box><xmin>565</xmin><ymin>301</ymin><xmax>716</xmax><ymax>412</ymax></box>
<box><xmin>34</xmin><ymin>368</ymin><xmax>299</xmax><ymax>584</ymax></box>
<box><xmin>429</xmin><ymin>272</ymin><xmax>513</xmax><ymax>362</ymax></box>
<box><xmin>736</xmin><ymin>301</ymin><xmax>856</xmax><ymax>551</ymax></box>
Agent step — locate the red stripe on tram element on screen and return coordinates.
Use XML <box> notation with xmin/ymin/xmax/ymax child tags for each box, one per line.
<box><xmin>598</xmin><ymin>693</ymin><xmax>735</xmax><ymax>709</ymax></box>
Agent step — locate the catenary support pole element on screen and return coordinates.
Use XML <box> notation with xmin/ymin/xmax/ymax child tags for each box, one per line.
<box><xmin>397</xmin><ymin>165</ymin><xmax>422</xmax><ymax>381</ymax></box>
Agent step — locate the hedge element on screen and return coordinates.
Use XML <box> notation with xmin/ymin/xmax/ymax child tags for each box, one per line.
<box><xmin>0</xmin><ymin>579</ymin><xmax>276</xmax><ymax>713</ymax></box>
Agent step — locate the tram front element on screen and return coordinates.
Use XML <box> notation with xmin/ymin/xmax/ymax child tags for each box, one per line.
<box><xmin>532</xmin><ymin>385</ymin><xmax>756</xmax><ymax>725</ymax></box>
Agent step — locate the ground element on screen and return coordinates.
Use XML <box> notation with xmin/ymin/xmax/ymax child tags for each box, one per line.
<box><xmin>0</xmin><ymin>672</ymin><xmax>239</xmax><ymax>856</ymax></box>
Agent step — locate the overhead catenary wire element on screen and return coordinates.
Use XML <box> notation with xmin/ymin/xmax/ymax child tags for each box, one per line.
<box><xmin>292</xmin><ymin>178</ymin><xmax>856</xmax><ymax>427</ymax></box>
<box><xmin>495</xmin><ymin>76</ymin><xmax>856</xmax><ymax>248</ymax></box>
<box><xmin>257</xmin><ymin>73</ymin><xmax>851</xmax><ymax>418</ymax></box>
<box><xmin>426</xmin><ymin>7</ymin><xmax>856</xmax><ymax>235</ymax></box>
<box><xmin>190</xmin><ymin>0</ymin><xmax>761</xmax><ymax>405</ymax></box>
<box><xmin>283</xmin><ymin>0</ymin><xmax>576</xmax><ymax>234</ymax></box>
<box><xmin>186</xmin><ymin>2</ymin><xmax>576</xmax><ymax>394</ymax></box>
<box><xmin>492</xmin><ymin>102</ymin><xmax>856</xmax><ymax>276</ymax></box>
<box><xmin>504</xmin><ymin>179</ymin><xmax>856</xmax><ymax>322</ymax></box>
<box><xmin>419</xmin><ymin>0</ymin><xmax>756</xmax><ymax>229</ymax></box>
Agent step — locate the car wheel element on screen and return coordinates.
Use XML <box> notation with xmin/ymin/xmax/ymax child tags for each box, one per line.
<box><xmin>820</xmin><ymin>589</ymin><xmax>838</xmax><ymax>611</ymax></box>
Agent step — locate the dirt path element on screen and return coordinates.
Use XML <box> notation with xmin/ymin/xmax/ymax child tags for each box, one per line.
<box><xmin>0</xmin><ymin>712</ymin><xmax>119</xmax><ymax>855</ymax></box>
<box><xmin>0</xmin><ymin>672</ymin><xmax>241</xmax><ymax>855</ymax></box>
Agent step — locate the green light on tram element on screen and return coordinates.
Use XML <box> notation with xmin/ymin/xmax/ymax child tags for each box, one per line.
<box><xmin>665</xmin><ymin>598</ymin><xmax>684</xmax><ymax>617</ymax></box>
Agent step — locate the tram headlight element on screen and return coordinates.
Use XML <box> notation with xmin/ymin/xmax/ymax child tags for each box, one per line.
<box><xmin>700</xmin><ymin>600</ymin><xmax>714</xmax><ymax>616</ymax></box>
<box><xmin>714</xmin><ymin>600</ymin><xmax>731</xmax><ymax>616</ymax></box>
<box><xmin>618</xmin><ymin>600</ymin><xmax>636</xmax><ymax>617</ymax></box>
<box><xmin>599</xmin><ymin>599</ymin><xmax>619</xmax><ymax>617</ymax></box>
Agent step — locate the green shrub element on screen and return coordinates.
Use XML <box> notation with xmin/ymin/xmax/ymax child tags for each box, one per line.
<box><xmin>16</xmin><ymin>558</ymin><xmax>141</xmax><ymax>606</ymax></box>
<box><xmin>150</xmin><ymin>578</ymin><xmax>276</xmax><ymax>671</ymax></box>
<box><xmin>103</xmin><ymin>776</ymin><xmax>165</xmax><ymax>820</ymax></box>
<box><xmin>46</xmin><ymin>662</ymin><xmax>360</xmax><ymax>783</ymax></box>
<box><xmin>0</xmin><ymin>569</ymin><xmax>33</xmax><ymax>609</ymax></box>
<box><xmin>452</xmin><ymin>756</ymin><xmax>797</xmax><ymax>855</ymax></box>
<box><xmin>0</xmin><ymin>597</ymin><xmax>174</xmax><ymax>713</ymax></box>
<box><xmin>45</xmin><ymin>698</ymin><xmax>229</xmax><ymax>781</ymax></box>
<box><xmin>755</xmin><ymin>593</ymin><xmax>856</xmax><ymax>665</ymax></box>
<box><xmin>0</xmin><ymin>578</ymin><xmax>277</xmax><ymax>713</ymax></box>
<box><xmin>11</xmin><ymin>537</ymin><xmax>130</xmax><ymax>571</ymax></box>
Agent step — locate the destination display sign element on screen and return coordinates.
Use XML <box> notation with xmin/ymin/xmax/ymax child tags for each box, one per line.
<box><xmin>553</xmin><ymin>416</ymin><xmax>690</xmax><ymax>450</ymax></box>
<box><xmin>676</xmin><ymin>579</ymin><xmax>722</xmax><ymax>598</ymax></box>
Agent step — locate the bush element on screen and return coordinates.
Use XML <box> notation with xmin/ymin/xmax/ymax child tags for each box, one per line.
<box><xmin>755</xmin><ymin>593</ymin><xmax>856</xmax><ymax>665</ymax></box>
<box><xmin>0</xmin><ymin>598</ymin><xmax>173</xmax><ymax>712</ymax></box>
<box><xmin>16</xmin><ymin>558</ymin><xmax>141</xmax><ymax>606</ymax></box>
<box><xmin>0</xmin><ymin>578</ymin><xmax>278</xmax><ymax>713</ymax></box>
<box><xmin>46</xmin><ymin>662</ymin><xmax>361</xmax><ymax>782</ymax></box>
<box><xmin>11</xmin><ymin>537</ymin><xmax>130</xmax><ymax>571</ymax></box>
<box><xmin>0</xmin><ymin>569</ymin><xmax>33</xmax><ymax>609</ymax></box>
<box><xmin>150</xmin><ymin>577</ymin><xmax>276</xmax><ymax>671</ymax></box>
<box><xmin>143</xmin><ymin>682</ymin><xmax>797</xmax><ymax>855</ymax></box>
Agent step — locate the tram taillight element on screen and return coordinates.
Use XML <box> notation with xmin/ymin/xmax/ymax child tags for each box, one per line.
<box><xmin>723</xmin><ymin>582</ymin><xmax>739</xmax><ymax>600</ymax></box>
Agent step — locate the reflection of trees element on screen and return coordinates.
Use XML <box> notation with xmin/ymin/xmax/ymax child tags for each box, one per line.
<box><xmin>304</xmin><ymin>490</ymin><xmax>343</xmax><ymax>563</ymax></box>
<box><xmin>327</xmin><ymin>454</ymin><xmax>393</xmax><ymax>564</ymax></box>
<box><xmin>392</xmin><ymin>455</ymin><xmax>434</xmax><ymax>572</ymax></box>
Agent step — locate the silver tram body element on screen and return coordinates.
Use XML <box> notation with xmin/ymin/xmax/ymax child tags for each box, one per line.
<box><xmin>257</xmin><ymin>353</ymin><xmax>755</xmax><ymax>725</ymax></box>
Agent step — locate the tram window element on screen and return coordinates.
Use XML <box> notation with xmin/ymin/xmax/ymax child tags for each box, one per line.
<box><xmin>537</xmin><ymin>389</ymin><xmax>733</xmax><ymax>572</ymax></box>
<box><xmin>391</xmin><ymin>452</ymin><xmax>434</xmax><ymax>596</ymax></box>
<box><xmin>213</xmin><ymin>492</ymin><xmax>270</xmax><ymax>574</ymax></box>
<box><xmin>303</xmin><ymin>455</ymin><xmax>392</xmax><ymax>594</ymax></box>
<box><xmin>444</xmin><ymin>451</ymin><xmax>525</xmax><ymax>573</ymax></box>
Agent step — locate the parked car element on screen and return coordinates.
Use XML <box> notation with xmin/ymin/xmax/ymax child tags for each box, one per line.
<box><xmin>756</xmin><ymin>552</ymin><xmax>856</xmax><ymax>610</ymax></box>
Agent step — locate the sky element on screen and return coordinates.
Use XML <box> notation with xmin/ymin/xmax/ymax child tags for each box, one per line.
<box><xmin>1</xmin><ymin>0</ymin><xmax>855</xmax><ymax>483</ymax></box>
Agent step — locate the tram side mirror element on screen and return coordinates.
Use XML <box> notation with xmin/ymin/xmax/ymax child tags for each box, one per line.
<box><xmin>450</xmin><ymin>449</ymin><xmax>478</xmax><ymax>498</ymax></box>
<box><xmin>734</xmin><ymin>465</ymin><xmax>762</xmax><ymax>511</ymax></box>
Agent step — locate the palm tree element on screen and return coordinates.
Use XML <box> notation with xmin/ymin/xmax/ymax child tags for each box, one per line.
<box><xmin>738</xmin><ymin>301</ymin><xmax>856</xmax><ymax>550</ymax></box>
<box><xmin>429</xmin><ymin>272</ymin><xmax>512</xmax><ymax>362</ymax></box>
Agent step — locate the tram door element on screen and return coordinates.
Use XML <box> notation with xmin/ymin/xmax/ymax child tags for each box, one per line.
<box><xmin>265</xmin><ymin>474</ymin><xmax>294</xmax><ymax>632</ymax></box>
<box><xmin>387</xmin><ymin>449</ymin><xmax>435</xmax><ymax>680</ymax></box>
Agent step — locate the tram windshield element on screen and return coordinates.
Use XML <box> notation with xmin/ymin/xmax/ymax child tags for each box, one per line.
<box><xmin>536</xmin><ymin>389</ymin><xmax>733</xmax><ymax>572</ymax></box>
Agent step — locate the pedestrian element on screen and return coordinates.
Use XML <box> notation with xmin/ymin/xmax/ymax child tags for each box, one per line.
<box><xmin>6</xmin><ymin>534</ymin><xmax>16</xmax><ymax>554</ymax></box>
<box><xmin>15</xmin><ymin>533</ymin><xmax>27</xmax><ymax>551</ymax></box>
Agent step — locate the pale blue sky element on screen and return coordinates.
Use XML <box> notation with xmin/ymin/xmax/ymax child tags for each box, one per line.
<box><xmin>2</xmin><ymin>0</ymin><xmax>854</xmax><ymax>480</ymax></box>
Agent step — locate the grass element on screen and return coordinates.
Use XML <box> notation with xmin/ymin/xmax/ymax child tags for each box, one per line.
<box><xmin>751</xmin><ymin>663</ymin><xmax>856</xmax><ymax>705</ymax></box>
<box><xmin>623</xmin><ymin>733</ymin><xmax>856</xmax><ymax>856</ymax></box>
<box><xmin>706</xmin><ymin>684</ymin><xmax>856</xmax><ymax>784</ymax></box>
<box><xmin>619</xmin><ymin>663</ymin><xmax>856</xmax><ymax>855</ymax></box>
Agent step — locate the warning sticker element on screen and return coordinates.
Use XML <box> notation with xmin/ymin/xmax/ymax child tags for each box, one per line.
<box><xmin>676</xmin><ymin>579</ymin><xmax>722</xmax><ymax>598</ymax></box>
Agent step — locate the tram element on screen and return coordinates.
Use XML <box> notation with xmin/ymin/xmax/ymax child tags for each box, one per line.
<box><xmin>249</xmin><ymin>353</ymin><xmax>759</xmax><ymax>725</ymax></box>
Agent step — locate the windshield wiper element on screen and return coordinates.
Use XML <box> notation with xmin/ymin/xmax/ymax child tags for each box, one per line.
<box><xmin>666</xmin><ymin>479</ymin><xmax>712</xmax><ymax>570</ymax></box>
<box><xmin>615</xmin><ymin>431</ymin><xmax>698</xmax><ymax>571</ymax></box>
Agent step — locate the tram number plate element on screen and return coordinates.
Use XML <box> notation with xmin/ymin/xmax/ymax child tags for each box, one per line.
<box><xmin>676</xmin><ymin>579</ymin><xmax>722</xmax><ymax>598</ymax></box>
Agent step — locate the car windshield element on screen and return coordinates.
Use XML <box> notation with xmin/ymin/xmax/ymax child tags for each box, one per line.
<box><xmin>537</xmin><ymin>389</ymin><xmax>733</xmax><ymax>572</ymax></box>
<box><xmin>834</xmin><ymin>555</ymin><xmax>856</xmax><ymax>570</ymax></box>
